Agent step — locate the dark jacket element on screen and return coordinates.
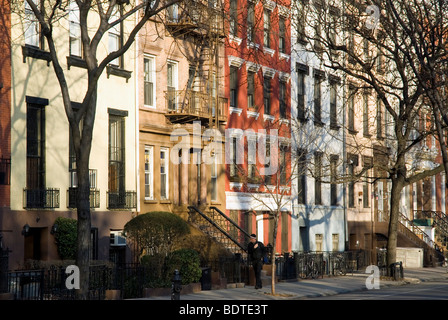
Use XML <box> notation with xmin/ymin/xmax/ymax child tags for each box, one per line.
<box><xmin>247</xmin><ymin>241</ymin><xmax>266</xmax><ymax>262</ymax></box>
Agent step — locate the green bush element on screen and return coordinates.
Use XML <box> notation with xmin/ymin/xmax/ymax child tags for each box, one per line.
<box><xmin>53</xmin><ymin>217</ymin><xmax>77</xmax><ymax>260</ymax></box>
<box><xmin>124</xmin><ymin>211</ymin><xmax>190</xmax><ymax>256</ymax></box>
<box><xmin>166</xmin><ymin>249</ymin><xmax>202</xmax><ymax>285</ymax></box>
<box><xmin>140</xmin><ymin>249</ymin><xmax>202</xmax><ymax>287</ymax></box>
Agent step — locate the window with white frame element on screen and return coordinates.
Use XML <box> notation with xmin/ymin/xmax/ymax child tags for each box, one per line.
<box><xmin>167</xmin><ymin>60</ymin><xmax>178</xmax><ymax>111</ymax></box>
<box><xmin>108</xmin><ymin>7</ymin><xmax>121</xmax><ymax>66</ymax></box>
<box><xmin>160</xmin><ymin>148</ymin><xmax>169</xmax><ymax>199</ymax></box>
<box><xmin>24</xmin><ymin>0</ymin><xmax>40</xmax><ymax>48</ymax></box>
<box><xmin>69</xmin><ymin>1</ymin><xmax>81</xmax><ymax>57</ymax></box>
<box><xmin>263</xmin><ymin>10</ymin><xmax>271</xmax><ymax>48</ymax></box>
<box><xmin>144</xmin><ymin>55</ymin><xmax>156</xmax><ymax>108</ymax></box>
<box><xmin>144</xmin><ymin>146</ymin><xmax>154</xmax><ymax>200</ymax></box>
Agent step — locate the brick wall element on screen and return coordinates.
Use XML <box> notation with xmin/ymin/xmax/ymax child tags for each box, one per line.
<box><xmin>0</xmin><ymin>0</ymin><xmax>11</xmax><ymax>207</ymax></box>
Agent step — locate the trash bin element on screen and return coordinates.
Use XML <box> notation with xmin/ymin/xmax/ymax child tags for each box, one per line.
<box><xmin>390</xmin><ymin>262</ymin><xmax>403</xmax><ymax>280</ymax></box>
<box><xmin>200</xmin><ymin>267</ymin><xmax>212</xmax><ymax>290</ymax></box>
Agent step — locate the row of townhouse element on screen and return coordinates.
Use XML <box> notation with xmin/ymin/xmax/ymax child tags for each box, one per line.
<box><xmin>0</xmin><ymin>0</ymin><xmax>446</xmax><ymax>270</ymax></box>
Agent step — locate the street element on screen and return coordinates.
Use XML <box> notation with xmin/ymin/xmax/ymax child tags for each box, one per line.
<box><xmin>301</xmin><ymin>280</ymin><xmax>448</xmax><ymax>300</ymax></box>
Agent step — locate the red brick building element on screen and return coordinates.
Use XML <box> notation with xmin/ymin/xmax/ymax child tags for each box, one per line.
<box><xmin>224</xmin><ymin>0</ymin><xmax>292</xmax><ymax>254</ymax></box>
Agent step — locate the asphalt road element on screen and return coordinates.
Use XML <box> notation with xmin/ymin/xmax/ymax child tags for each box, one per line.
<box><xmin>301</xmin><ymin>280</ymin><xmax>448</xmax><ymax>300</ymax></box>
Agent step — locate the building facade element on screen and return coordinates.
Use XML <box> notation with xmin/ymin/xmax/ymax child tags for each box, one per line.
<box><xmin>137</xmin><ymin>0</ymin><xmax>227</xmax><ymax>220</ymax></box>
<box><xmin>290</xmin><ymin>0</ymin><xmax>346</xmax><ymax>252</ymax></box>
<box><xmin>3</xmin><ymin>1</ymin><xmax>138</xmax><ymax>268</ymax></box>
<box><xmin>225</xmin><ymin>0</ymin><xmax>292</xmax><ymax>254</ymax></box>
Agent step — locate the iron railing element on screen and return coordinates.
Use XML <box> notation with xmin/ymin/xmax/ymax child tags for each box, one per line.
<box><xmin>107</xmin><ymin>191</ymin><xmax>137</xmax><ymax>209</ymax></box>
<box><xmin>7</xmin><ymin>265</ymin><xmax>114</xmax><ymax>300</ymax></box>
<box><xmin>67</xmin><ymin>188</ymin><xmax>100</xmax><ymax>208</ymax></box>
<box><xmin>23</xmin><ymin>188</ymin><xmax>60</xmax><ymax>209</ymax></box>
<box><xmin>187</xmin><ymin>206</ymin><xmax>249</xmax><ymax>255</ymax></box>
<box><xmin>164</xmin><ymin>89</ymin><xmax>227</xmax><ymax>122</ymax></box>
<box><xmin>275</xmin><ymin>250</ymin><xmax>373</xmax><ymax>281</ymax></box>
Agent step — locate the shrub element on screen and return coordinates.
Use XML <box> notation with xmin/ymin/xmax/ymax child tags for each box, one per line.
<box><xmin>53</xmin><ymin>217</ymin><xmax>77</xmax><ymax>260</ymax></box>
<box><xmin>165</xmin><ymin>249</ymin><xmax>202</xmax><ymax>285</ymax></box>
<box><xmin>124</xmin><ymin>211</ymin><xmax>190</xmax><ymax>256</ymax></box>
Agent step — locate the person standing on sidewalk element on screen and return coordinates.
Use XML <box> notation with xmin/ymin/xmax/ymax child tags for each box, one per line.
<box><xmin>247</xmin><ymin>234</ymin><xmax>266</xmax><ymax>289</ymax></box>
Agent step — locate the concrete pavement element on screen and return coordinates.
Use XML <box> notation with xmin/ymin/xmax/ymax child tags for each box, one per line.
<box><xmin>133</xmin><ymin>267</ymin><xmax>448</xmax><ymax>300</ymax></box>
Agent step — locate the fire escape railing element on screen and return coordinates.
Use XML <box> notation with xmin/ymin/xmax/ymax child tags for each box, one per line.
<box><xmin>187</xmin><ymin>206</ymin><xmax>249</xmax><ymax>253</ymax></box>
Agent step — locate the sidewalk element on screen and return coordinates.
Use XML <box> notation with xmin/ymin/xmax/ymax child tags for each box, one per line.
<box><xmin>133</xmin><ymin>267</ymin><xmax>448</xmax><ymax>300</ymax></box>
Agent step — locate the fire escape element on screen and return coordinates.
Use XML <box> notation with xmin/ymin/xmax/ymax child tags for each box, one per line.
<box><xmin>163</xmin><ymin>0</ymin><xmax>249</xmax><ymax>256</ymax></box>
<box><xmin>164</xmin><ymin>0</ymin><xmax>227</xmax><ymax>128</ymax></box>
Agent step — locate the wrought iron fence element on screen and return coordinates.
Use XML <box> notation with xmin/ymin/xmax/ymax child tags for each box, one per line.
<box><xmin>7</xmin><ymin>265</ymin><xmax>114</xmax><ymax>300</ymax></box>
<box><xmin>275</xmin><ymin>250</ymin><xmax>373</xmax><ymax>281</ymax></box>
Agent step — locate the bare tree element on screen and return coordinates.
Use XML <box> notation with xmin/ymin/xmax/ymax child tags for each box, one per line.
<box><xmin>290</xmin><ymin>0</ymin><xmax>445</xmax><ymax>267</ymax></box>
<box><xmin>15</xmin><ymin>0</ymin><xmax>206</xmax><ymax>299</ymax></box>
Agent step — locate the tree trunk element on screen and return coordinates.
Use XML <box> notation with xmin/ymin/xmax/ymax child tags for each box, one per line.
<box><xmin>75</xmin><ymin>145</ymin><xmax>92</xmax><ymax>300</ymax></box>
<box><xmin>270</xmin><ymin>211</ymin><xmax>279</xmax><ymax>295</ymax></box>
<box><xmin>74</xmin><ymin>91</ymin><xmax>96</xmax><ymax>300</ymax></box>
<box><xmin>386</xmin><ymin>176</ymin><xmax>403</xmax><ymax>268</ymax></box>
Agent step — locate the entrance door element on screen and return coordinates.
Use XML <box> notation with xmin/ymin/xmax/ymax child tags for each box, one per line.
<box><xmin>24</xmin><ymin>228</ymin><xmax>42</xmax><ymax>261</ymax></box>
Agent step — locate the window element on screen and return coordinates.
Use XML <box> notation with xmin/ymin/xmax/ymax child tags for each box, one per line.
<box><xmin>144</xmin><ymin>55</ymin><xmax>156</xmax><ymax>108</ymax></box>
<box><xmin>330</xmin><ymin>81</ymin><xmax>338</xmax><ymax>129</ymax></box>
<box><xmin>279</xmin><ymin>17</ymin><xmax>286</xmax><ymax>53</ymax></box>
<box><xmin>348</xmin><ymin>86</ymin><xmax>355</xmax><ymax>132</ymax></box>
<box><xmin>108</xmin><ymin>7</ymin><xmax>122</xmax><ymax>67</ymax></box>
<box><xmin>166</xmin><ymin>3</ymin><xmax>179</xmax><ymax>22</ymax></box>
<box><xmin>332</xmin><ymin>234</ymin><xmax>339</xmax><ymax>251</ymax></box>
<box><xmin>247</xmin><ymin>71</ymin><xmax>255</xmax><ymax>109</ymax></box>
<box><xmin>297</xmin><ymin>148</ymin><xmax>307</xmax><ymax>204</ymax></box>
<box><xmin>263</xmin><ymin>10</ymin><xmax>271</xmax><ymax>48</ymax></box>
<box><xmin>279</xmin><ymin>144</ymin><xmax>287</xmax><ymax>185</ymax></box>
<box><xmin>314</xmin><ymin>151</ymin><xmax>322</xmax><ymax>205</ymax></box>
<box><xmin>144</xmin><ymin>146</ymin><xmax>154</xmax><ymax>200</ymax></box>
<box><xmin>296</xmin><ymin>1</ymin><xmax>306</xmax><ymax>43</ymax></box>
<box><xmin>24</xmin><ymin>0</ymin><xmax>41</xmax><ymax>48</ymax></box>
<box><xmin>230</xmin><ymin>137</ymin><xmax>238</xmax><ymax>179</ymax></box>
<box><xmin>264</xmin><ymin>140</ymin><xmax>272</xmax><ymax>185</ymax></box>
<box><xmin>211</xmin><ymin>160</ymin><xmax>217</xmax><ymax>202</ymax></box>
<box><xmin>330</xmin><ymin>155</ymin><xmax>338</xmax><ymax>206</ymax></box>
<box><xmin>167</xmin><ymin>60</ymin><xmax>178</xmax><ymax>111</ymax></box>
<box><xmin>91</xmin><ymin>228</ymin><xmax>98</xmax><ymax>260</ymax></box>
<box><xmin>247</xmin><ymin>1</ymin><xmax>255</xmax><ymax>42</ymax></box>
<box><xmin>230</xmin><ymin>0</ymin><xmax>238</xmax><ymax>36</ymax></box>
<box><xmin>297</xmin><ymin>67</ymin><xmax>306</xmax><ymax>121</ymax></box>
<box><xmin>248</xmin><ymin>139</ymin><xmax>256</xmax><ymax>181</ymax></box>
<box><xmin>363</xmin><ymin>91</ymin><xmax>370</xmax><ymax>136</ymax></box>
<box><xmin>108</xmin><ymin>114</ymin><xmax>125</xmax><ymax>206</ymax></box>
<box><xmin>0</xmin><ymin>158</ymin><xmax>10</xmax><ymax>185</ymax></box>
<box><xmin>377</xmin><ymin>98</ymin><xmax>383</xmax><ymax>139</ymax></box>
<box><xmin>313</xmin><ymin>74</ymin><xmax>322</xmax><ymax>125</ymax></box>
<box><xmin>348</xmin><ymin>154</ymin><xmax>358</xmax><ymax>208</ymax></box>
<box><xmin>279</xmin><ymin>80</ymin><xmax>287</xmax><ymax>119</ymax></box>
<box><xmin>27</xmin><ymin>102</ymin><xmax>46</xmax><ymax>197</ymax></box>
<box><xmin>263</xmin><ymin>77</ymin><xmax>271</xmax><ymax>115</ymax></box>
<box><xmin>348</xmin><ymin>30</ymin><xmax>355</xmax><ymax>64</ymax></box>
<box><xmin>160</xmin><ymin>148</ymin><xmax>169</xmax><ymax>199</ymax></box>
<box><xmin>363</xmin><ymin>156</ymin><xmax>372</xmax><ymax>208</ymax></box>
<box><xmin>230</xmin><ymin>66</ymin><xmax>238</xmax><ymax>108</ymax></box>
<box><xmin>69</xmin><ymin>1</ymin><xmax>81</xmax><ymax>57</ymax></box>
<box><xmin>315</xmin><ymin>234</ymin><xmax>323</xmax><ymax>251</ymax></box>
